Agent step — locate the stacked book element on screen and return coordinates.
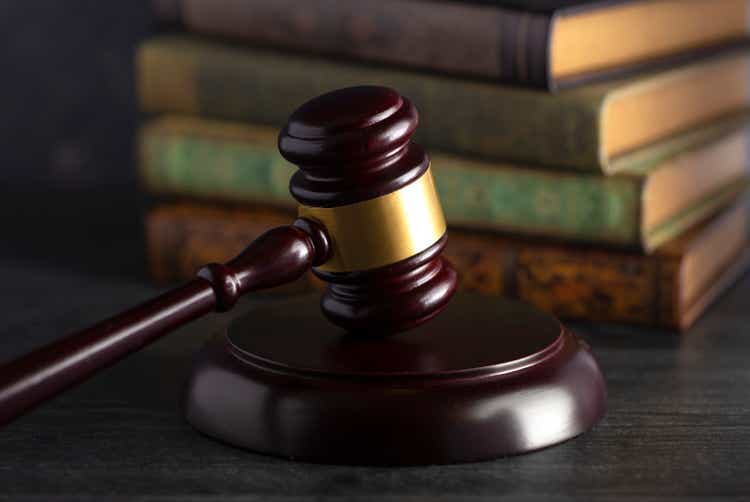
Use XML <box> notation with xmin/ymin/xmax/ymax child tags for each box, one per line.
<box><xmin>137</xmin><ymin>0</ymin><xmax>750</xmax><ymax>330</ymax></box>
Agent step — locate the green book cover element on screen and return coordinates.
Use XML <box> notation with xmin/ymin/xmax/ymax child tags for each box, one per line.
<box><xmin>139</xmin><ymin>116</ymin><xmax>749</xmax><ymax>250</ymax></box>
<box><xmin>137</xmin><ymin>35</ymin><xmax>750</xmax><ymax>173</ymax></box>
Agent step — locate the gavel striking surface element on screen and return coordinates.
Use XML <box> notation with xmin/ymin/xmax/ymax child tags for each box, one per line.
<box><xmin>184</xmin><ymin>294</ymin><xmax>606</xmax><ymax>464</ymax></box>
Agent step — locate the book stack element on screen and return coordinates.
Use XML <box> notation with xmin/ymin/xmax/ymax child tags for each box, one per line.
<box><xmin>137</xmin><ymin>0</ymin><xmax>750</xmax><ymax>330</ymax></box>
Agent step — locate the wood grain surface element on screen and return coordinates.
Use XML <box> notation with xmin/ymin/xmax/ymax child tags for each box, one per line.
<box><xmin>1</xmin><ymin>187</ymin><xmax>749</xmax><ymax>501</ymax></box>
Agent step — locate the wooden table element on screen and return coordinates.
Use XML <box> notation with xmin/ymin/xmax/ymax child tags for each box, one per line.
<box><xmin>1</xmin><ymin>187</ymin><xmax>748</xmax><ymax>501</ymax></box>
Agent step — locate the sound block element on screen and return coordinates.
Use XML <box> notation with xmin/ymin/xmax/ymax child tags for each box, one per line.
<box><xmin>183</xmin><ymin>294</ymin><xmax>606</xmax><ymax>465</ymax></box>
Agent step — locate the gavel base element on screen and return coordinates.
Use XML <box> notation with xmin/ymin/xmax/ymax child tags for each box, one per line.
<box><xmin>183</xmin><ymin>293</ymin><xmax>606</xmax><ymax>465</ymax></box>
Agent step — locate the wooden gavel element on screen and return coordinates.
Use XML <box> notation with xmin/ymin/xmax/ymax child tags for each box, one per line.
<box><xmin>0</xmin><ymin>86</ymin><xmax>458</xmax><ymax>426</ymax></box>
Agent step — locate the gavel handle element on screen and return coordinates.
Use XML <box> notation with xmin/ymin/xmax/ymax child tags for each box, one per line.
<box><xmin>0</xmin><ymin>218</ymin><xmax>329</xmax><ymax>427</ymax></box>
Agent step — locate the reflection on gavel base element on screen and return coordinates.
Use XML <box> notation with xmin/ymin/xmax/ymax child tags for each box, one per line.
<box><xmin>184</xmin><ymin>87</ymin><xmax>606</xmax><ymax>464</ymax></box>
<box><xmin>0</xmin><ymin>86</ymin><xmax>605</xmax><ymax>464</ymax></box>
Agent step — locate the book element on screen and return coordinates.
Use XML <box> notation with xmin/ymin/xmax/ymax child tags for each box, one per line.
<box><xmin>139</xmin><ymin>116</ymin><xmax>750</xmax><ymax>251</ymax></box>
<box><xmin>145</xmin><ymin>195</ymin><xmax>750</xmax><ymax>330</ymax></box>
<box><xmin>137</xmin><ymin>35</ymin><xmax>750</xmax><ymax>172</ymax></box>
<box><xmin>152</xmin><ymin>0</ymin><xmax>750</xmax><ymax>91</ymax></box>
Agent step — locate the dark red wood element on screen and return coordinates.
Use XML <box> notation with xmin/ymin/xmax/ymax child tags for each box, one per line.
<box><xmin>184</xmin><ymin>86</ymin><xmax>606</xmax><ymax>464</ymax></box>
<box><xmin>279</xmin><ymin>86</ymin><xmax>458</xmax><ymax>333</ymax></box>
<box><xmin>0</xmin><ymin>219</ymin><xmax>327</xmax><ymax>426</ymax></box>
<box><xmin>315</xmin><ymin>235</ymin><xmax>458</xmax><ymax>335</ymax></box>
<box><xmin>184</xmin><ymin>294</ymin><xmax>607</xmax><ymax>465</ymax></box>
<box><xmin>279</xmin><ymin>85</ymin><xmax>429</xmax><ymax>207</ymax></box>
<box><xmin>2</xmin><ymin>86</ymin><xmax>607</xmax><ymax>465</ymax></box>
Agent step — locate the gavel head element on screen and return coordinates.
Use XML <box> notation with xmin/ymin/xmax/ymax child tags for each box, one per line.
<box><xmin>278</xmin><ymin>86</ymin><xmax>458</xmax><ymax>335</ymax></box>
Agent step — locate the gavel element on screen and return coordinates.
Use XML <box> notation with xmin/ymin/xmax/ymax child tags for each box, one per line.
<box><xmin>0</xmin><ymin>86</ymin><xmax>457</xmax><ymax>426</ymax></box>
<box><xmin>0</xmin><ymin>87</ymin><xmax>605</xmax><ymax>464</ymax></box>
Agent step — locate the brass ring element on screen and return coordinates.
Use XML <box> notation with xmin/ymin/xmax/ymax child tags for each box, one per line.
<box><xmin>298</xmin><ymin>168</ymin><xmax>446</xmax><ymax>272</ymax></box>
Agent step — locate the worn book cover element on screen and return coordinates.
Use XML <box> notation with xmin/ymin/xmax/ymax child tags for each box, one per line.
<box><xmin>139</xmin><ymin>116</ymin><xmax>750</xmax><ymax>250</ymax></box>
<box><xmin>152</xmin><ymin>0</ymin><xmax>749</xmax><ymax>91</ymax></box>
<box><xmin>145</xmin><ymin>195</ymin><xmax>750</xmax><ymax>330</ymax></box>
<box><xmin>137</xmin><ymin>36</ymin><xmax>750</xmax><ymax>172</ymax></box>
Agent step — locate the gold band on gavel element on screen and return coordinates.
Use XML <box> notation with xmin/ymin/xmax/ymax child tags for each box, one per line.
<box><xmin>298</xmin><ymin>168</ymin><xmax>446</xmax><ymax>273</ymax></box>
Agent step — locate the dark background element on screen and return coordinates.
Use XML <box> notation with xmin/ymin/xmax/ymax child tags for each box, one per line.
<box><xmin>1</xmin><ymin>1</ymin><xmax>155</xmax><ymax>282</ymax></box>
<box><xmin>1</xmin><ymin>1</ymin><xmax>152</xmax><ymax>190</ymax></box>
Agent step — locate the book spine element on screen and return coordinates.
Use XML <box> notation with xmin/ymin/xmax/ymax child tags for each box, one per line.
<box><xmin>152</xmin><ymin>0</ymin><xmax>554</xmax><ymax>89</ymax></box>
<box><xmin>498</xmin><ymin>6</ymin><xmax>552</xmax><ymax>88</ymax></box>
<box><xmin>139</xmin><ymin>118</ymin><xmax>640</xmax><ymax>245</ymax></box>
<box><xmin>137</xmin><ymin>37</ymin><xmax>603</xmax><ymax>170</ymax></box>
<box><xmin>145</xmin><ymin>203</ymin><xmax>681</xmax><ymax>328</ymax></box>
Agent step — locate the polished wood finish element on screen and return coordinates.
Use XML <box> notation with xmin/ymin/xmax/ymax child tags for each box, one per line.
<box><xmin>315</xmin><ymin>235</ymin><xmax>457</xmax><ymax>335</ymax></box>
<box><xmin>0</xmin><ymin>86</ymin><xmax>461</xmax><ymax>425</ymax></box>
<box><xmin>184</xmin><ymin>86</ymin><xmax>605</xmax><ymax>464</ymax></box>
<box><xmin>0</xmin><ymin>279</ymin><xmax>214</xmax><ymax>427</ymax></box>
<box><xmin>184</xmin><ymin>294</ymin><xmax>606</xmax><ymax>464</ymax></box>
<box><xmin>0</xmin><ymin>219</ymin><xmax>327</xmax><ymax>426</ymax></box>
<box><xmin>1</xmin><ymin>86</ymin><xmax>605</xmax><ymax>465</ymax></box>
<box><xmin>2</xmin><ymin>227</ymin><xmax>748</xmax><ymax>498</ymax></box>
<box><xmin>280</xmin><ymin>86</ymin><xmax>458</xmax><ymax>333</ymax></box>
<box><xmin>279</xmin><ymin>85</ymin><xmax>429</xmax><ymax>207</ymax></box>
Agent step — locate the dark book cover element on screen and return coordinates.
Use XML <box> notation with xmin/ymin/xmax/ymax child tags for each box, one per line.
<box><xmin>152</xmin><ymin>0</ymin><xmax>749</xmax><ymax>91</ymax></box>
